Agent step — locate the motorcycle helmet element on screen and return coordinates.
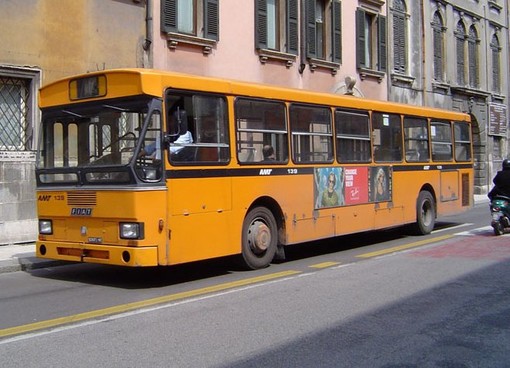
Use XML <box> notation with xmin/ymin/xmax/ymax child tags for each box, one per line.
<box><xmin>503</xmin><ymin>159</ymin><xmax>510</xmax><ymax>170</ymax></box>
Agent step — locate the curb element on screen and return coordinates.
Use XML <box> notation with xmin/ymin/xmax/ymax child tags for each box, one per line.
<box><xmin>0</xmin><ymin>257</ymin><xmax>71</xmax><ymax>274</ymax></box>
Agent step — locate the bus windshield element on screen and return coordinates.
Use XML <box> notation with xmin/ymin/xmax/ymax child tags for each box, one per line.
<box><xmin>36</xmin><ymin>96</ymin><xmax>163</xmax><ymax>186</ymax></box>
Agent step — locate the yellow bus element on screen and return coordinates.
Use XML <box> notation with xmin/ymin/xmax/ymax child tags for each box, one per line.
<box><xmin>35</xmin><ymin>69</ymin><xmax>473</xmax><ymax>269</ymax></box>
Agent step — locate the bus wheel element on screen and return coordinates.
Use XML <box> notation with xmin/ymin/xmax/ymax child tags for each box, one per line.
<box><xmin>241</xmin><ymin>207</ymin><xmax>278</xmax><ymax>270</ymax></box>
<box><xmin>414</xmin><ymin>191</ymin><xmax>436</xmax><ymax>235</ymax></box>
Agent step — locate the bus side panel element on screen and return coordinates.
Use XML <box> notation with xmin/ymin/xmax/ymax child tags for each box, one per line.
<box><xmin>390</xmin><ymin>170</ymin><xmax>439</xmax><ymax>226</ymax></box>
<box><xmin>167</xmin><ymin>176</ymin><xmax>235</xmax><ymax>265</ymax></box>
<box><xmin>440</xmin><ymin>170</ymin><xmax>460</xmax><ymax>202</ymax></box>
<box><xmin>436</xmin><ymin>169</ymin><xmax>473</xmax><ymax>216</ymax></box>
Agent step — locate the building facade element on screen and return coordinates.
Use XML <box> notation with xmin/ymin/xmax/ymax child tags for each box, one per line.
<box><xmin>387</xmin><ymin>0</ymin><xmax>509</xmax><ymax>194</ymax></box>
<box><xmin>0</xmin><ymin>0</ymin><xmax>508</xmax><ymax>244</ymax></box>
<box><xmin>0</xmin><ymin>0</ymin><xmax>147</xmax><ymax>244</ymax></box>
<box><xmin>153</xmin><ymin>0</ymin><xmax>388</xmax><ymax>100</ymax></box>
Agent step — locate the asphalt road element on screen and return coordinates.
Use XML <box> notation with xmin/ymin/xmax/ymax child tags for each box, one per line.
<box><xmin>0</xmin><ymin>202</ymin><xmax>509</xmax><ymax>367</ymax></box>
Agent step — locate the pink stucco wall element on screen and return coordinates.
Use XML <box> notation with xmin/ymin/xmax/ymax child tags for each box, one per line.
<box><xmin>152</xmin><ymin>0</ymin><xmax>387</xmax><ymax>101</ymax></box>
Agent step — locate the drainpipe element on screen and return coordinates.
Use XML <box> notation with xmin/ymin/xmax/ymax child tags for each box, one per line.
<box><xmin>143</xmin><ymin>0</ymin><xmax>153</xmax><ymax>68</ymax></box>
<box><xmin>298</xmin><ymin>0</ymin><xmax>307</xmax><ymax>74</ymax></box>
<box><xmin>420</xmin><ymin>0</ymin><xmax>427</xmax><ymax>107</ymax></box>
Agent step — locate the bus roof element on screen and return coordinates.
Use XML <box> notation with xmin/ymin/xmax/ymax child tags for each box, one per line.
<box><xmin>39</xmin><ymin>68</ymin><xmax>470</xmax><ymax>122</ymax></box>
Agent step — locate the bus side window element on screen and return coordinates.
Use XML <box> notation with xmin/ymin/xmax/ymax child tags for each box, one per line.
<box><xmin>404</xmin><ymin>117</ymin><xmax>429</xmax><ymax>162</ymax></box>
<box><xmin>166</xmin><ymin>92</ymin><xmax>230</xmax><ymax>165</ymax></box>
<box><xmin>454</xmin><ymin>122</ymin><xmax>472</xmax><ymax>162</ymax></box>
<box><xmin>235</xmin><ymin>98</ymin><xmax>288</xmax><ymax>164</ymax></box>
<box><xmin>372</xmin><ymin>112</ymin><xmax>403</xmax><ymax>163</ymax></box>
<box><xmin>193</xmin><ymin>95</ymin><xmax>229</xmax><ymax>164</ymax></box>
<box><xmin>431</xmin><ymin>121</ymin><xmax>453</xmax><ymax>162</ymax></box>
<box><xmin>335</xmin><ymin>109</ymin><xmax>371</xmax><ymax>163</ymax></box>
<box><xmin>290</xmin><ymin>104</ymin><xmax>333</xmax><ymax>163</ymax></box>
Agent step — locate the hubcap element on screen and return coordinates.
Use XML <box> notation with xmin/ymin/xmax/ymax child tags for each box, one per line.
<box><xmin>247</xmin><ymin>220</ymin><xmax>271</xmax><ymax>254</ymax></box>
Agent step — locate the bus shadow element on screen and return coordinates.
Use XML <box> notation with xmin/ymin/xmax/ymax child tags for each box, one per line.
<box><xmin>280</xmin><ymin>221</ymin><xmax>462</xmax><ymax>263</ymax></box>
<box><xmin>28</xmin><ymin>256</ymin><xmax>239</xmax><ymax>289</ymax></box>
<box><xmin>28</xmin><ymin>222</ymin><xmax>464</xmax><ymax>289</ymax></box>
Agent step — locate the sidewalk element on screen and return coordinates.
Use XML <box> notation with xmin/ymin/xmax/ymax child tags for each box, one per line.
<box><xmin>0</xmin><ymin>195</ymin><xmax>490</xmax><ymax>274</ymax></box>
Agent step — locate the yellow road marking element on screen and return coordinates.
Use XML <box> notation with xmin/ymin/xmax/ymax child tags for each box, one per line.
<box><xmin>309</xmin><ymin>261</ymin><xmax>340</xmax><ymax>269</ymax></box>
<box><xmin>0</xmin><ymin>270</ymin><xmax>300</xmax><ymax>339</ymax></box>
<box><xmin>356</xmin><ymin>234</ymin><xmax>454</xmax><ymax>258</ymax></box>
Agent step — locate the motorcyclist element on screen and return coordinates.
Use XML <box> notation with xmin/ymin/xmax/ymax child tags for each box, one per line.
<box><xmin>488</xmin><ymin>159</ymin><xmax>510</xmax><ymax>200</ymax></box>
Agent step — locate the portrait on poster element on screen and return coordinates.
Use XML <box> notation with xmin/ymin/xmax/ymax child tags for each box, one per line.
<box><xmin>314</xmin><ymin>167</ymin><xmax>344</xmax><ymax>209</ymax></box>
<box><xmin>370</xmin><ymin>166</ymin><xmax>392</xmax><ymax>202</ymax></box>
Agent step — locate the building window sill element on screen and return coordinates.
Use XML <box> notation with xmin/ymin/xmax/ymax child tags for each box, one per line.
<box><xmin>358</xmin><ymin>68</ymin><xmax>385</xmax><ymax>82</ymax></box>
<box><xmin>165</xmin><ymin>32</ymin><xmax>216</xmax><ymax>55</ymax></box>
<box><xmin>391</xmin><ymin>72</ymin><xmax>415</xmax><ymax>86</ymax></box>
<box><xmin>308</xmin><ymin>58</ymin><xmax>340</xmax><ymax>75</ymax></box>
<box><xmin>488</xmin><ymin>1</ymin><xmax>502</xmax><ymax>12</ymax></box>
<box><xmin>491</xmin><ymin>93</ymin><xmax>506</xmax><ymax>104</ymax></box>
<box><xmin>450</xmin><ymin>85</ymin><xmax>491</xmax><ymax>98</ymax></box>
<box><xmin>257</xmin><ymin>49</ymin><xmax>296</xmax><ymax>68</ymax></box>
<box><xmin>432</xmin><ymin>80</ymin><xmax>450</xmax><ymax>93</ymax></box>
<box><xmin>360</xmin><ymin>0</ymin><xmax>385</xmax><ymax>10</ymax></box>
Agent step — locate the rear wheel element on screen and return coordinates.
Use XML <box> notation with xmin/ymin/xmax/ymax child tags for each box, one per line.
<box><xmin>493</xmin><ymin>222</ymin><xmax>504</xmax><ymax>236</ymax></box>
<box><xmin>414</xmin><ymin>191</ymin><xmax>436</xmax><ymax>235</ymax></box>
<box><xmin>240</xmin><ymin>207</ymin><xmax>278</xmax><ymax>270</ymax></box>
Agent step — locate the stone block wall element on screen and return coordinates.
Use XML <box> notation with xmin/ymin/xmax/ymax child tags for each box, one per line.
<box><xmin>0</xmin><ymin>159</ymin><xmax>37</xmax><ymax>245</ymax></box>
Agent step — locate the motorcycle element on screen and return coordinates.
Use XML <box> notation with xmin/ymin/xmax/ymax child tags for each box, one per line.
<box><xmin>490</xmin><ymin>195</ymin><xmax>510</xmax><ymax>235</ymax></box>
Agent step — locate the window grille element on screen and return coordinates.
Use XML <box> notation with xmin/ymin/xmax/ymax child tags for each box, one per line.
<box><xmin>0</xmin><ymin>76</ymin><xmax>31</xmax><ymax>151</ymax></box>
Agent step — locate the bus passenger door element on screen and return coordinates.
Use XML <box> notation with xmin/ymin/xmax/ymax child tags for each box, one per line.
<box><xmin>167</xmin><ymin>177</ymin><xmax>233</xmax><ymax>265</ymax></box>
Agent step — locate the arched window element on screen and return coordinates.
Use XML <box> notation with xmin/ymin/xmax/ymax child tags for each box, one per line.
<box><xmin>455</xmin><ymin>21</ymin><xmax>466</xmax><ymax>86</ymax></box>
<box><xmin>490</xmin><ymin>34</ymin><xmax>501</xmax><ymax>93</ymax></box>
<box><xmin>468</xmin><ymin>26</ymin><xmax>479</xmax><ymax>88</ymax></box>
<box><xmin>393</xmin><ymin>0</ymin><xmax>407</xmax><ymax>73</ymax></box>
<box><xmin>432</xmin><ymin>12</ymin><xmax>444</xmax><ymax>81</ymax></box>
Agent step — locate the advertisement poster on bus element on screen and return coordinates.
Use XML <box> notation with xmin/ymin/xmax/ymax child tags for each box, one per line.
<box><xmin>344</xmin><ymin>167</ymin><xmax>369</xmax><ymax>205</ymax></box>
<box><xmin>369</xmin><ymin>166</ymin><xmax>392</xmax><ymax>202</ymax></box>
<box><xmin>314</xmin><ymin>167</ymin><xmax>344</xmax><ymax>209</ymax></box>
<box><xmin>314</xmin><ymin>166</ymin><xmax>392</xmax><ymax>209</ymax></box>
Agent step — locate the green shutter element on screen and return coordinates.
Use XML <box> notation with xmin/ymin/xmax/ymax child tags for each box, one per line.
<box><xmin>331</xmin><ymin>0</ymin><xmax>342</xmax><ymax>63</ymax></box>
<box><xmin>305</xmin><ymin>0</ymin><xmax>316</xmax><ymax>58</ymax></box>
<box><xmin>356</xmin><ymin>8</ymin><xmax>366</xmax><ymax>68</ymax></box>
<box><xmin>393</xmin><ymin>13</ymin><xmax>405</xmax><ymax>73</ymax></box>
<box><xmin>378</xmin><ymin>15</ymin><xmax>387</xmax><ymax>72</ymax></box>
<box><xmin>204</xmin><ymin>0</ymin><xmax>219</xmax><ymax>40</ymax></box>
<box><xmin>161</xmin><ymin>0</ymin><xmax>177</xmax><ymax>33</ymax></box>
<box><xmin>255</xmin><ymin>0</ymin><xmax>268</xmax><ymax>49</ymax></box>
<box><xmin>287</xmin><ymin>0</ymin><xmax>298</xmax><ymax>54</ymax></box>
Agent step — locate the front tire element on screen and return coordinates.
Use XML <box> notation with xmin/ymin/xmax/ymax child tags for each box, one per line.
<box><xmin>240</xmin><ymin>207</ymin><xmax>278</xmax><ymax>270</ymax></box>
<box><xmin>414</xmin><ymin>191</ymin><xmax>436</xmax><ymax>235</ymax></box>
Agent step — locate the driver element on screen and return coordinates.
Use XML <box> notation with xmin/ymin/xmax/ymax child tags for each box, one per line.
<box><xmin>488</xmin><ymin>159</ymin><xmax>510</xmax><ymax>200</ymax></box>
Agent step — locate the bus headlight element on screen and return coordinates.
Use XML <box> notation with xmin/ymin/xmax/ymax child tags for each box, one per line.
<box><xmin>39</xmin><ymin>220</ymin><xmax>53</xmax><ymax>235</ymax></box>
<box><xmin>120</xmin><ymin>222</ymin><xmax>144</xmax><ymax>239</ymax></box>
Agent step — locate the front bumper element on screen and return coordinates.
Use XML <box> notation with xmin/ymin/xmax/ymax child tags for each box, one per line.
<box><xmin>36</xmin><ymin>240</ymin><xmax>159</xmax><ymax>267</ymax></box>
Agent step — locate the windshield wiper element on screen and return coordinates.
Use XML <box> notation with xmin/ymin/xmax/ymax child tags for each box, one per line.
<box><xmin>62</xmin><ymin>110</ymin><xmax>85</xmax><ymax>118</ymax></box>
<box><xmin>102</xmin><ymin>104</ymin><xmax>129</xmax><ymax>112</ymax></box>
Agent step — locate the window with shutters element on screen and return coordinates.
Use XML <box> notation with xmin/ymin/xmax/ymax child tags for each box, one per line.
<box><xmin>455</xmin><ymin>21</ymin><xmax>466</xmax><ymax>86</ymax></box>
<box><xmin>431</xmin><ymin>11</ymin><xmax>444</xmax><ymax>82</ymax></box>
<box><xmin>255</xmin><ymin>0</ymin><xmax>299</xmax><ymax>66</ymax></box>
<box><xmin>304</xmin><ymin>0</ymin><xmax>342</xmax><ymax>74</ymax></box>
<box><xmin>161</xmin><ymin>0</ymin><xmax>219</xmax><ymax>54</ymax></box>
<box><xmin>490</xmin><ymin>34</ymin><xmax>501</xmax><ymax>93</ymax></box>
<box><xmin>356</xmin><ymin>7</ymin><xmax>386</xmax><ymax>80</ymax></box>
<box><xmin>392</xmin><ymin>0</ymin><xmax>407</xmax><ymax>74</ymax></box>
<box><xmin>467</xmin><ymin>26</ymin><xmax>479</xmax><ymax>89</ymax></box>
